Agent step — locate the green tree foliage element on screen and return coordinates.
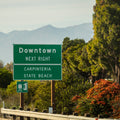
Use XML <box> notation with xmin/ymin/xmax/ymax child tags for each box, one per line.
<box><xmin>0</xmin><ymin>68</ymin><xmax>13</xmax><ymax>88</ymax></box>
<box><xmin>91</xmin><ymin>0</ymin><xmax>120</xmax><ymax>83</ymax></box>
<box><xmin>77</xmin><ymin>44</ymin><xmax>92</xmax><ymax>82</ymax></box>
<box><xmin>24</xmin><ymin>81</ymin><xmax>51</xmax><ymax>111</ymax></box>
<box><xmin>6</xmin><ymin>81</ymin><xmax>17</xmax><ymax>95</ymax></box>
<box><xmin>31</xmin><ymin>81</ymin><xmax>51</xmax><ymax>111</ymax></box>
<box><xmin>86</xmin><ymin>40</ymin><xmax>107</xmax><ymax>84</ymax></box>
<box><xmin>55</xmin><ymin>80</ymin><xmax>91</xmax><ymax>114</ymax></box>
<box><xmin>62</xmin><ymin>37</ymin><xmax>89</xmax><ymax>78</ymax></box>
<box><xmin>6</xmin><ymin>81</ymin><xmax>19</xmax><ymax>108</ymax></box>
<box><xmin>0</xmin><ymin>88</ymin><xmax>7</xmax><ymax>107</ymax></box>
<box><xmin>78</xmin><ymin>46</ymin><xmax>91</xmax><ymax>73</ymax></box>
<box><xmin>5</xmin><ymin>81</ymin><xmax>50</xmax><ymax>111</ymax></box>
<box><xmin>62</xmin><ymin>37</ymin><xmax>85</xmax><ymax>52</ymax></box>
<box><xmin>55</xmin><ymin>38</ymin><xmax>92</xmax><ymax>114</ymax></box>
<box><xmin>25</xmin><ymin>81</ymin><xmax>41</xmax><ymax>106</ymax></box>
<box><xmin>5</xmin><ymin>81</ymin><xmax>51</xmax><ymax>110</ymax></box>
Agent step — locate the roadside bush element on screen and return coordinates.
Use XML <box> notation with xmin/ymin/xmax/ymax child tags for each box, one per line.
<box><xmin>74</xmin><ymin>96</ymin><xmax>91</xmax><ymax>116</ymax></box>
<box><xmin>73</xmin><ymin>79</ymin><xmax>120</xmax><ymax>118</ymax></box>
<box><xmin>111</xmin><ymin>93</ymin><xmax>120</xmax><ymax>118</ymax></box>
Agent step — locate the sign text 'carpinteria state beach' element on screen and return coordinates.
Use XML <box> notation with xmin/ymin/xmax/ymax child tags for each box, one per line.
<box><xmin>13</xmin><ymin>44</ymin><xmax>62</xmax><ymax>80</ymax></box>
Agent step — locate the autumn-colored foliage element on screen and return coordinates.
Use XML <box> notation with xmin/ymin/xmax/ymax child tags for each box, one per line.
<box><xmin>87</xmin><ymin>79</ymin><xmax>120</xmax><ymax>104</ymax></box>
<box><xmin>111</xmin><ymin>93</ymin><xmax>120</xmax><ymax>118</ymax></box>
<box><xmin>87</xmin><ymin>79</ymin><xmax>120</xmax><ymax>118</ymax></box>
<box><xmin>73</xmin><ymin>79</ymin><xmax>120</xmax><ymax>118</ymax></box>
<box><xmin>72</xmin><ymin>95</ymin><xmax>81</xmax><ymax>102</ymax></box>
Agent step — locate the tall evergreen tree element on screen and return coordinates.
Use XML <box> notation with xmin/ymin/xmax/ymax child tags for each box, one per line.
<box><xmin>90</xmin><ymin>0</ymin><xmax>120</xmax><ymax>83</ymax></box>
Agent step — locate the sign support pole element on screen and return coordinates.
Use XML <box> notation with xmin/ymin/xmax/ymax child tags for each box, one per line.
<box><xmin>20</xmin><ymin>92</ymin><xmax>24</xmax><ymax>109</ymax></box>
<box><xmin>51</xmin><ymin>80</ymin><xmax>55</xmax><ymax>112</ymax></box>
<box><xmin>20</xmin><ymin>80</ymin><xmax>24</xmax><ymax>110</ymax></box>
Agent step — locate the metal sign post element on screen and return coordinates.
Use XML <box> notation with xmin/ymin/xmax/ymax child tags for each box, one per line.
<box><xmin>19</xmin><ymin>80</ymin><xmax>25</xmax><ymax>110</ymax></box>
<box><xmin>17</xmin><ymin>81</ymin><xmax>28</xmax><ymax>109</ymax></box>
<box><xmin>20</xmin><ymin>92</ymin><xmax>24</xmax><ymax>109</ymax></box>
<box><xmin>51</xmin><ymin>80</ymin><xmax>55</xmax><ymax>111</ymax></box>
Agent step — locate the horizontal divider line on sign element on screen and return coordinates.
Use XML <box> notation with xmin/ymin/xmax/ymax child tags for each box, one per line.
<box><xmin>14</xmin><ymin>64</ymin><xmax>62</xmax><ymax>65</ymax></box>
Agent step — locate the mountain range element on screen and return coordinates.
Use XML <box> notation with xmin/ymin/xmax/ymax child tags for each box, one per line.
<box><xmin>0</xmin><ymin>23</ymin><xmax>93</xmax><ymax>65</ymax></box>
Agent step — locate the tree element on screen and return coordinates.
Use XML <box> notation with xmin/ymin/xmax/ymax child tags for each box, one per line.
<box><xmin>6</xmin><ymin>81</ymin><xmax>19</xmax><ymax>108</ymax></box>
<box><xmin>6</xmin><ymin>81</ymin><xmax>51</xmax><ymax>110</ymax></box>
<box><xmin>24</xmin><ymin>81</ymin><xmax>42</xmax><ymax>107</ymax></box>
<box><xmin>62</xmin><ymin>38</ymin><xmax>89</xmax><ymax>79</ymax></box>
<box><xmin>33</xmin><ymin>81</ymin><xmax>51</xmax><ymax>111</ymax></box>
<box><xmin>86</xmin><ymin>40</ymin><xmax>106</xmax><ymax>84</ymax></box>
<box><xmin>55</xmin><ymin>78</ymin><xmax>91</xmax><ymax>114</ymax></box>
<box><xmin>92</xmin><ymin>0</ymin><xmax>120</xmax><ymax>83</ymax></box>
<box><xmin>0</xmin><ymin>68</ymin><xmax>13</xmax><ymax>88</ymax></box>
<box><xmin>5</xmin><ymin>62</ymin><xmax>13</xmax><ymax>72</ymax></box>
<box><xmin>62</xmin><ymin>37</ymin><xmax>85</xmax><ymax>52</ymax></box>
<box><xmin>55</xmin><ymin>38</ymin><xmax>92</xmax><ymax>114</ymax></box>
<box><xmin>62</xmin><ymin>37</ymin><xmax>71</xmax><ymax>52</ymax></box>
<box><xmin>78</xmin><ymin>45</ymin><xmax>93</xmax><ymax>83</ymax></box>
<box><xmin>0</xmin><ymin>60</ymin><xmax>4</xmax><ymax>68</ymax></box>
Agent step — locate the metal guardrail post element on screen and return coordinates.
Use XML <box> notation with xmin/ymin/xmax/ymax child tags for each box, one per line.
<box><xmin>2</xmin><ymin>101</ymin><xmax>6</xmax><ymax>118</ymax></box>
<box><xmin>2</xmin><ymin>113</ymin><xmax>6</xmax><ymax>119</ymax></box>
<box><xmin>34</xmin><ymin>108</ymin><xmax>38</xmax><ymax>120</ymax></box>
<box><xmin>19</xmin><ymin>107</ymin><xmax>24</xmax><ymax>120</ymax></box>
<box><xmin>12</xmin><ymin>107</ymin><xmax>16</xmax><ymax>120</ymax></box>
<box><xmin>27</xmin><ymin>108</ymin><xmax>30</xmax><ymax>120</ymax></box>
<box><xmin>3</xmin><ymin>101</ymin><xmax>5</xmax><ymax>108</ymax></box>
<box><xmin>73</xmin><ymin>112</ymin><xmax>78</xmax><ymax>116</ymax></box>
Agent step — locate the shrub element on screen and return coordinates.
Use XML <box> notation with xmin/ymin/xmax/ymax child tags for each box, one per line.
<box><xmin>111</xmin><ymin>93</ymin><xmax>120</xmax><ymax>118</ymax></box>
<box><xmin>73</xmin><ymin>79</ymin><xmax>120</xmax><ymax>118</ymax></box>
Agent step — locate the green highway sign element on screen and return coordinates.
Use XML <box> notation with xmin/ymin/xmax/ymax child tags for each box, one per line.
<box><xmin>14</xmin><ymin>44</ymin><xmax>62</xmax><ymax>64</ymax></box>
<box><xmin>17</xmin><ymin>81</ymin><xmax>28</xmax><ymax>93</ymax></box>
<box><xmin>14</xmin><ymin>65</ymin><xmax>62</xmax><ymax>80</ymax></box>
<box><xmin>13</xmin><ymin>44</ymin><xmax>62</xmax><ymax>80</ymax></box>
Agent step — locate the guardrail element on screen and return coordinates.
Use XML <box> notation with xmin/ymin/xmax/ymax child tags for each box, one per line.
<box><xmin>1</xmin><ymin>108</ymin><xmax>119</xmax><ymax>120</ymax></box>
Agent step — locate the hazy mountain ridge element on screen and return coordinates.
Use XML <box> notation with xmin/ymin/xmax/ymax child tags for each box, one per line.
<box><xmin>0</xmin><ymin>23</ymin><xmax>93</xmax><ymax>64</ymax></box>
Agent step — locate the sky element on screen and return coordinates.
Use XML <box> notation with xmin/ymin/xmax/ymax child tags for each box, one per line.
<box><xmin>0</xmin><ymin>0</ymin><xmax>96</xmax><ymax>33</ymax></box>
